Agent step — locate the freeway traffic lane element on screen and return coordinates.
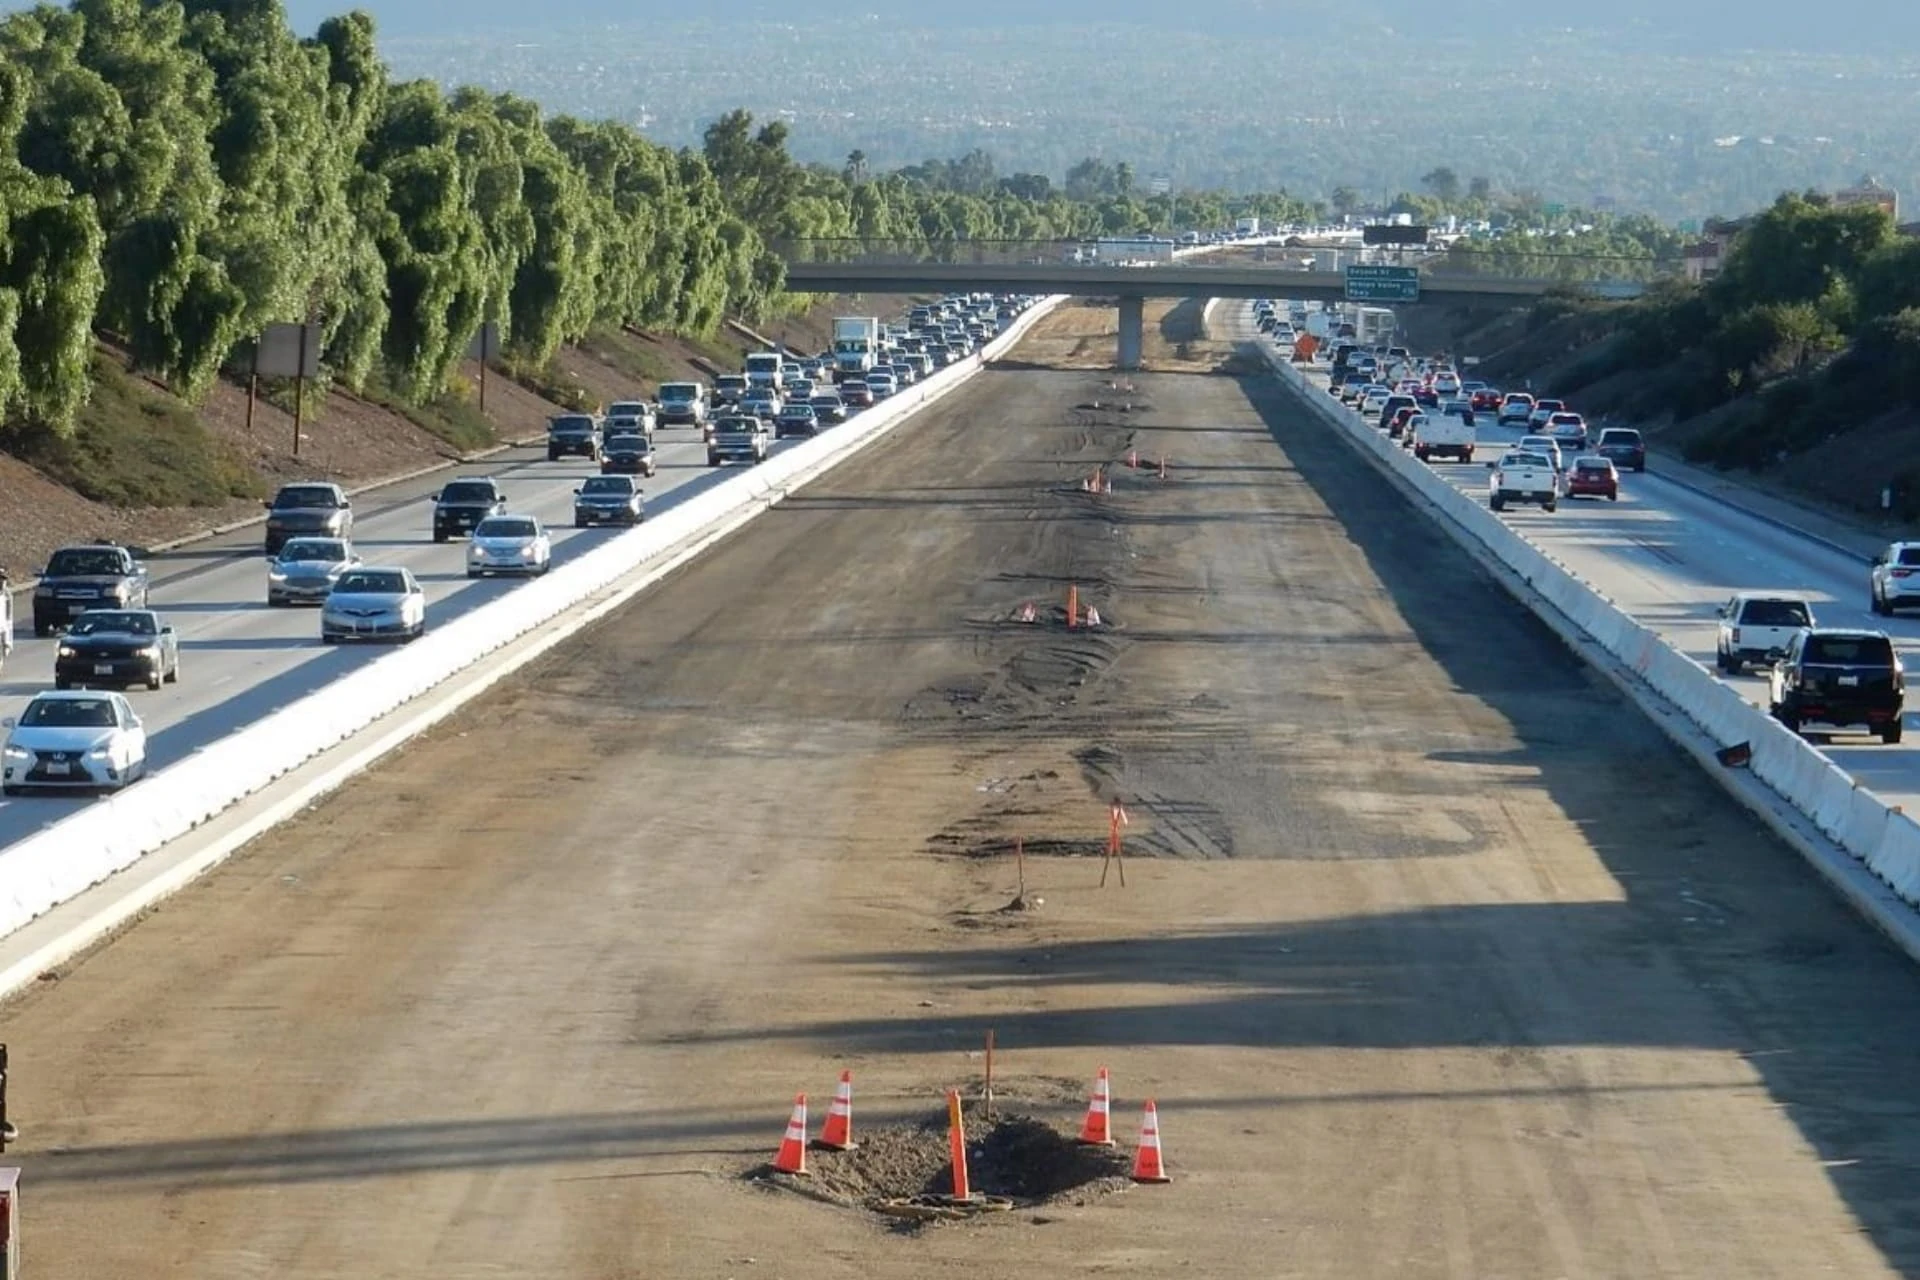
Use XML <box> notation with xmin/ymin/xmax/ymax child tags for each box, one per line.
<box><xmin>1419</xmin><ymin>417</ymin><xmax>1920</xmax><ymax>803</ymax></box>
<box><xmin>1235</xmin><ymin>300</ymin><xmax>1920</xmax><ymax>813</ymax></box>
<box><xmin>0</xmin><ymin>423</ymin><xmax>797</xmax><ymax>842</ymax></box>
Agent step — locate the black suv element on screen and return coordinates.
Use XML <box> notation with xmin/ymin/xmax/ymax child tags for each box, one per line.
<box><xmin>431</xmin><ymin>477</ymin><xmax>507</xmax><ymax>543</ymax></box>
<box><xmin>32</xmin><ymin>544</ymin><xmax>151</xmax><ymax>636</ymax></box>
<box><xmin>1769</xmin><ymin>628</ymin><xmax>1905</xmax><ymax>743</ymax></box>
<box><xmin>263</xmin><ymin>482</ymin><xmax>352</xmax><ymax>554</ymax></box>
<box><xmin>547</xmin><ymin>413</ymin><xmax>602</xmax><ymax>462</ymax></box>
<box><xmin>1594</xmin><ymin>427</ymin><xmax>1646</xmax><ymax>473</ymax></box>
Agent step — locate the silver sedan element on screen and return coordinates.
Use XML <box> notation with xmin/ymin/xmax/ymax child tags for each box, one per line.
<box><xmin>466</xmin><ymin>515</ymin><xmax>552</xmax><ymax>578</ymax></box>
<box><xmin>321</xmin><ymin>566</ymin><xmax>426</xmax><ymax>644</ymax></box>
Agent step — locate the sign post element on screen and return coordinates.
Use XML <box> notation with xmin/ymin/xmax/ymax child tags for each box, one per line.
<box><xmin>1344</xmin><ymin>264</ymin><xmax>1421</xmax><ymax>303</ymax></box>
<box><xmin>255</xmin><ymin>322</ymin><xmax>324</xmax><ymax>457</ymax></box>
<box><xmin>466</xmin><ymin>321</ymin><xmax>501</xmax><ymax>413</ymax></box>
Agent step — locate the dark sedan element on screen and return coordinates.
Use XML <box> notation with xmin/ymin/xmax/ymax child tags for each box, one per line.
<box><xmin>601</xmin><ymin>431</ymin><xmax>659</xmax><ymax>477</ymax></box>
<box><xmin>775</xmin><ymin>404</ymin><xmax>820</xmax><ymax>440</ymax></box>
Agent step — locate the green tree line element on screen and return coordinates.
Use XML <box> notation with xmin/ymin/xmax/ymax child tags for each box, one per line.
<box><xmin>0</xmin><ymin>1</ymin><xmax>1151</xmax><ymax>440</ymax></box>
<box><xmin>1535</xmin><ymin>192</ymin><xmax>1920</xmax><ymax>485</ymax></box>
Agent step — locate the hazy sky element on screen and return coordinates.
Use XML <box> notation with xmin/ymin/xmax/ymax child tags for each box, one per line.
<box><xmin>274</xmin><ymin>0</ymin><xmax>1920</xmax><ymax>52</ymax></box>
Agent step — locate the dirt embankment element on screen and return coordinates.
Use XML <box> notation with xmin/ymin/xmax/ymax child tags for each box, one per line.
<box><xmin>8</xmin><ymin>307</ymin><xmax>1920</xmax><ymax>1276</ymax></box>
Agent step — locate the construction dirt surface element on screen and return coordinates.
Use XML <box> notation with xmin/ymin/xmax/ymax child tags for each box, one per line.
<box><xmin>12</xmin><ymin>302</ymin><xmax>1920</xmax><ymax>1278</ymax></box>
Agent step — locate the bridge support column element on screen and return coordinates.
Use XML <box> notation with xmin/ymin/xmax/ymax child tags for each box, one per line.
<box><xmin>1117</xmin><ymin>295</ymin><xmax>1144</xmax><ymax>371</ymax></box>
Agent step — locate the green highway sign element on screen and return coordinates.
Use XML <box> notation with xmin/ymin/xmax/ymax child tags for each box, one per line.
<box><xmin>1344</xmin><ymin>264</ymin><xmax>1421</xmax><ymax>302</ymax></box>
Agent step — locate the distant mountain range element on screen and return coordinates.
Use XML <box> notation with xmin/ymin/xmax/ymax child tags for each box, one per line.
<box><xmin>285</xmin><ymin>0</ymin><xmax>1920</xmax><ymax>54</ymax></box>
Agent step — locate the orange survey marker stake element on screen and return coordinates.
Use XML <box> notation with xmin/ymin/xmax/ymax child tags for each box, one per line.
<box><xmin>1067</xmin><ymin>584</ymin><xmax>1079</xmax><ymax>629</ymax></box>
<box><xmin>772</xmin><ymin>1093</ymin><xmax>810</xmax><ymax>1175</ymax></box>
<box><xmin>1100</xmin><ymin>799</ymin><xmax>1130</xmax><ymax>888</ymax></box>
<box><xmin>817</xmin><ymin>1071</ymin><xmax>856</xmax><ymax>1151</ymax></box>
<box><xmin>1130</xmin><ymin>1099</ymin><xmax>1171</xmax><ymax>1183</ymax></box>
<box><xmin>1128</xmin><ymin>448</ymin><xmax>1139</xmax><ymax>469</ymax></box>
<box><xmin>947</xmin><ymin>1089</ymin><xmax>974</xmax><ymax>1201</ymax></box>
<box><xmin>1078</xmin><ymin>1067</ymin><xmax>1116</xmax><ymax>1146</ymax></box>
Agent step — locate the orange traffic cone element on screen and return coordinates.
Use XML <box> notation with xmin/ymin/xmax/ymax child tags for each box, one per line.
<box><xmin>772</xmin><ymin>1093</ymin><xmax>810</xmax><ymax>1175</ymax></box>
<box><xmin>1078</xmin><ymin>1067</ymin><xmax>1115</xmax><ymax>1146</ymax></box>
<box><xmin>1128</xmin><ymin>448</ymin><xmax>1138</xmax><ymax>469</ymax></box>
<box><xmin>1130</xmin><ymin>1099</ymin><xmax>1171</xmax><ymax>1183</ymax></box>
<box><xmin>817</xmin><ymin>1071</ymin><xmax>856</xmax><ymax>1151</ymax></box>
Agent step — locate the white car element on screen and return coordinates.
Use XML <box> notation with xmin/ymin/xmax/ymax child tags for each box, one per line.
<box><xmin>467</xmin><ymin>515</ymin><xmax>552</xmax><ymax>578</ymax></box>
<box><xmin>1413</xmin><ymin>414</ymin><xmax>1476</xmax><ymax>463</ymax></box>
<box><xmin>1870</xmin><ymin>542</ymin><xmax>1920</xmax><ymax>614</ymax></box>
<box><xmin>1433</xmin><ymin>372</ymin><xmax>1462</xmax><ymax>396</ymax></box>
<box><xmin>1359</xmin><ymin>389</ymin><xmax>1391</xmax><ymax>417</ymax></box>
<box><xmin>866</xmin><ymin>371</ymin><xmax>899</xmax><ymax>400</ymax></box>
<box><xmin>321</xmin><ymin>566</ymin><xmax>426</xmax><ymax>643</ymax></box>
<box><xmin>1716</xmin><ymin>592</ymin><xmax>1815</xmax><ymax>673</ymax></box>
<box><xmin>1496</xmin><ymin>394</ymin><xmax>1536</xmax><ymax>426</ymax></box>
<box><xmin>1516</xmin><ymin>435</ymin><xmax>1565</xmax><ymax>473</ymax></box>
<box><xmin>0</xmin><ymin>572</ymin><xmax>13</xmax><ymax>673</ymax></box>
<box><xmin>1527</xmin><ymin>399</ymin><xmax>1569</xmax><ymax>431</ymax></box>
<box><xmin>2</xmin><ymin>689</ymin><xmax>148</xmax><ymax>795</ymax></box>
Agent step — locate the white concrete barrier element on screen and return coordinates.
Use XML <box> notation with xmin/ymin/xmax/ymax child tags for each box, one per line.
<box><xmin>1255</xmin><ymin>338</ymin><xmax>1920</xmax><ymax>913</ymax></box>
<box><xmin>0</xmin><ymin>297</ymin><xmax>1068</xmax><ymax>941</ymax></box>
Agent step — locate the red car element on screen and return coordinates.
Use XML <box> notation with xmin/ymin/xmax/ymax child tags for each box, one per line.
<box><xmin>1565</xmin><ymin>456</ymin><xmax>1619</xmax><ymax>501</ymax></box>
<box><xmin>1470</xmin><ymin>388</ymin><xmax>1502</xmax><ymax>411</ymax></box>
<box><xmin>839</xmin><ymin>381</ymin><xmax>874</xmax><ymax>408</ymax></box>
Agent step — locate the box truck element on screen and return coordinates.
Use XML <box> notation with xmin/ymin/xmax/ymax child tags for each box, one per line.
<box><xmin>831</xmin><ymin>317</ymin><xmax>881</xmax><ymax>381</ymax></box>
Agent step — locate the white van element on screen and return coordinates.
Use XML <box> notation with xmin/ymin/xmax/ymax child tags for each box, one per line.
<box><xmin>745</xmin><ymin>351</ymin><xmax>782</xmax><ymax>390</ymax></box>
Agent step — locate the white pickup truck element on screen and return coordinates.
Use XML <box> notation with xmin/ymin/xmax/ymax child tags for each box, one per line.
<box><xmin>1488</xmin><ymin>450</ymin><xmax>1559</xmax><ymax>512</ymax></box>
<box><xmin>1413</xmin><ymin>415</ymin><xmax>1475</xmax><ymax>463</ymax></box>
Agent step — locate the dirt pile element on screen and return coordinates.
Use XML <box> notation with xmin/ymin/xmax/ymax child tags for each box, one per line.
<box><xmin>755</xmin><ymin>1108</ymin><xmax>1132</xmax><ymax>1221</ymax></box>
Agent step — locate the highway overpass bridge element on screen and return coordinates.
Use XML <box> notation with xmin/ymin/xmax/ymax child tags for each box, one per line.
<box><xmin>773</xmin><ymin>239</ymin><xmax>1653</xmax><ymax>369</ymax></box>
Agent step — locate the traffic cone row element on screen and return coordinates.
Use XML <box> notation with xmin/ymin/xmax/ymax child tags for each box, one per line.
<box><xmin>1077</xmin><ymin>1066</ymin><xmax>1171</xmax><ymax>1183</ymax></box>
<box><xmin>769</xmin><ymin>1068</ymin><xmax>1171</xmax><ymax>1185</ymax></box>
<box><xmin>769</xmin><ymin>1071</ymin><xmax>858</xmax><ymax>1176</ymax></box>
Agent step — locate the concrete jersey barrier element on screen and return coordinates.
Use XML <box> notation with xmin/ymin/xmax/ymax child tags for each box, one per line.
<box><xmin>1252</xmin><ymin>338</ymin><xmax>1920</xmax><ymax>918</ymax></box>
<box><xmin>0</xmin><ymin>297</ymin><xmax>1068</xmax><ymax>942</ymax></box>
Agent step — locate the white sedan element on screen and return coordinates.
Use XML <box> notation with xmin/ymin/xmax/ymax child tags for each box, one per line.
<box><xmin>2</xmin><ymin>689</ymin><xmax>148</xmax><ymax>795</ymax></box>
<box><xmin>467</xmin><ymin>515</ymin><xmax>552</xmax><ymax>579</ymax></box>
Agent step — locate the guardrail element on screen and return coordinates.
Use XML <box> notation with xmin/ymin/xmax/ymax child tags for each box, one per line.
<box><xmin>0</xmin><ymin>297</ymin><xmax>1069</xmax><ymax>943</ymax></box>
<box><xmin>1254</xmin><ymin>338</ymin><xmax>1920</xmax><ymax>919</ymax></box>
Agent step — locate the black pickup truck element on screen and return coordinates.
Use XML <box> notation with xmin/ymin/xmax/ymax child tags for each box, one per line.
<box><xmin>1769</xmin><ymin>628</ymin><xmax>1905</xmax><ymax>743</ymax></box>
<box><xmin>32</xmin><ymin>543</ymin><xmax>151</xmax><ymax>636</ymax></box>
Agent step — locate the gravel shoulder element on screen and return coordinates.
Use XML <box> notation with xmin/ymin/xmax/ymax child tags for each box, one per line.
<box><xmin>7</xmin><ymin>305</ymin><xmax>1920</xmax><ymax>1278</ymax></box>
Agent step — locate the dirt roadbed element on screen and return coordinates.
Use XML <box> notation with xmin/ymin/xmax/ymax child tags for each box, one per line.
<box><xmin>9</xmin><ymin>307</ymin><xmax>1920</xmax><ymax>1277</ymax></box>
